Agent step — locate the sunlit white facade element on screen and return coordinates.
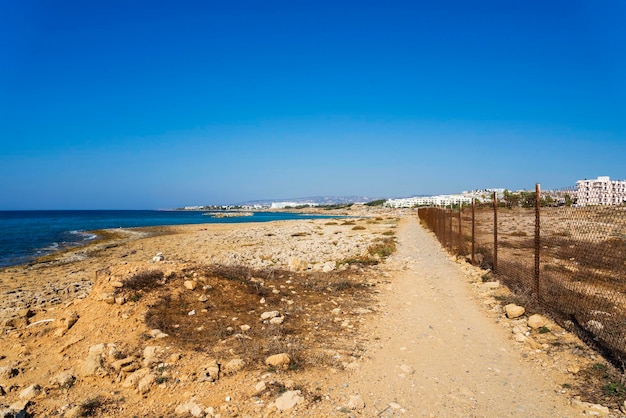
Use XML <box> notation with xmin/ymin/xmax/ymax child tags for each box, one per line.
<box><xmin>576</xmin><ymin>176</ymin><xmax>626</xmax><ymax>206</ymax></box>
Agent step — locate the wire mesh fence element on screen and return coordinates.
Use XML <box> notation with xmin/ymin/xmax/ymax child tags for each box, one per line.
<box><xmin>418</xmin><ymin>185</ymin><xmax>626</xmax><ymax>371</ymax></box>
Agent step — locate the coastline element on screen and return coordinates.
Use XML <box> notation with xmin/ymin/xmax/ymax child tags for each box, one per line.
<box><xmin>0</xmin><ymin>212</ymin><xmax>400</xmax><ymax>416</ymax></box>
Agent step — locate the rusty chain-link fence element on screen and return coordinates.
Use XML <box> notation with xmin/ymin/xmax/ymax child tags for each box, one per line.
<box><xmin>418</xmin><ymin>185</ymin><xmax>626</xmax><ymax>371</ymax></box>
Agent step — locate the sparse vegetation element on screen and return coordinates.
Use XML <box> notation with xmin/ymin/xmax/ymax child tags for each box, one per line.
<box><xmin>120</xmin><ymin>269</ymin><xmax>165</xmax><ymax>292</ymax></box>
<box><xmin>368</xmin><ymin>238</ymin><xmax>396</xmax><ymax>259</ymax></box>
<box><xmin>365</xmin><ymin>199</ymin><xmax>387</xmax><ymax>207</ymax></box>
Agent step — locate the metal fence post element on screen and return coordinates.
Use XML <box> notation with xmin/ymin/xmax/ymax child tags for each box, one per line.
<box><xmin>493</xmin><ymin>191</ymin><xmax>498</xmax><ymax>274</ymax></box>
<box><xmin>448</xmin><ymin>205</ymin><xmax>452</xmax><ymax>250</ymax></box>
<box><xmin>458</xmin><ymin>205</ymin><xmax>462</xmax><ymax>254</ymax></box>
<box><xmin>471</xmin><ymin>198</ymin><xmax>475</xmax><ymax>264</ymax></box>
<box><xmin>535</xmin><ymin>183</ymin><xmax>541</xmax><ymax>301</ymax></box>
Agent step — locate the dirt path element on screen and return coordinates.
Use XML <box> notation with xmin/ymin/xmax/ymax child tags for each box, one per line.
<box><xmin>333</xmin><ymin>217</ymin><xmax>580</xmax><ymax>417</ymax></box>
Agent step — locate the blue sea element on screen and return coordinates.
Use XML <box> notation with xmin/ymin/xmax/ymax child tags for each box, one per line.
<box><xmin>0</xmin><ymin>210</ymin><xmax>333</xmax><ymax>268</ymax></box>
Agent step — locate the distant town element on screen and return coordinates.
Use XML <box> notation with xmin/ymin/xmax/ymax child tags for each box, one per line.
<box><xmin>178</xmin><ymin>176</ymin><xmax>626</xmax><ymax>211</ymax></box>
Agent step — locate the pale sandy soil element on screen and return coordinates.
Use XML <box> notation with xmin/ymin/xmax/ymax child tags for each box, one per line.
<box><xmin>0</xmin><ymin>213</ymin><xmax>622</xmax><ymax>417</ymax></box>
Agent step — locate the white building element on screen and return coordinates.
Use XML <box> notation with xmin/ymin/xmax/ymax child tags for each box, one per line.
<box><xmin>385</xmin><ymin>194</ymin><xmax>473</xmax><ymax>208</ymax></box>
<box><xmin>576</xmin><ymin>176</ymin><xmax>626</xmax><ymax>206</ymax></box>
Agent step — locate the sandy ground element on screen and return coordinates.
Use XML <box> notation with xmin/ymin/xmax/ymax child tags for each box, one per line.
<box><xmin>0</xmin><ymin>213</ymin><xmax>622</xmax><ymax>417</ymax></box>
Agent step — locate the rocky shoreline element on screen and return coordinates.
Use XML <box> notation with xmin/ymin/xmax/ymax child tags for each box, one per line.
<box><xmin>0</xmin><ymin>214</ymin><xmax>399</xmax><ymax>417</ymax></box>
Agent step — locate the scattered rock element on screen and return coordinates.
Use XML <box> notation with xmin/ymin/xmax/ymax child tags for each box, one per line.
<box><xmin>527</xmin><ymin>314</ymin><xmax>547</xmax><ymax>329</ymax></box>
<box><xmin>254</xmin><ymin>381</ymin><xmax>267</xmax><ymax>394</ymax></box>
<box><xmin>80</xmin><ymin>348</ymin><xmax>104</xmax><ymax>377</ymax></box>
<box><xmin>19</xmin><ymin>384</ymin><xmax>41</xmax><ymax>400</ymax></box>
<box><xmin>99</xmin><ymin>293</ymin><xmax>115</xmax><ymax>304</ymax></box>
<box><xmin>17</xmin><ymin>309</ymin><xmax>35</xmax><ymax>318</ymax></box>
<box><xmin>223</xmin><ymin>359</ymin><xmax>245</xmax><ymax>374</ymax></box>
<box><xmin>198</xmin><ymin>361</ymin><xmax>220</xmax><ymax>382</ymax></box>
<box><xmin>347</xmin><ymin>394</ymin><xmax>365</xmax><ymax>410</ymax></box>
<box><xmin>265</xmin><ymin>353</ymin><xmax>291</xmax><ymax>368</ymax></box>
<box><xmin>504</xmin><ymin>304</ymin><xmax>525</xmax><ymax>319</ymax></box>
<box><xmin>138</xmin><ymin>373</ymin><xmax>156</xmax><ymax>394</ymax></box>
<box><xmin>261</xmin><ymin>311</ymin><xmax>280</xmax><ymax>321</ymax></box>
<box><xmin>481</xmin><ymin>281</ymin><xmax>500</xmax><ymax>290</ymax></box>
<box><xmin>0</xmin><ymin>366</ymin><xmax>19</xmax><ymax>380</ymax></box>
<box><xmin>60</xmin><ymin>311</ymin><xmax>79</xmax><ymax>330</ymax></box>
<box><xmin>122</xmin><ymin>368</ymin><xmax>151</xmax><ymax>389</ymax></box>
<box><xmin>567</xmin><ymin>365</ymin><xmax>580</xmax><ymax>374</ymax></box>
<box><xmin>3</xmin><ymin>317</ymin><xmax>29</xmax><ymax>329</ymax></box>
<box><xmin>572</xmin><ymin>399</ymin><xmax>611</xmax><ymax>416</ymax></box>
<box><xmin>153</xmin><ymin>253</ymin><xmax>165</xmax><ymax>262</ymax></box>
<box><xmin>322</xmin><ymin>261</ymin><xmax>336</xmax><ymax>272</ymax></box>
<box><xmin>184</xmin><ymin>280</ymin><xmax>197</xmax><ymax>291</ymax></box>
<box><xmin>175</xmin><ymin>400</ymin><xmax>204</xmax><ymax>417</ymax></box>
<box><xmin>269</xmin><ymin>316</ymin><xmax>285</xmax><ymax>325</ymax></box>
<box><xmin>143</xmin><ymin>346</ymin><xmax>165</xmax><ymax>360</ymax></box>
<box><xmin>148</xmin><ymin>329</ymin><xmax>169</xmax><ymax>339</ymax></box>
<box><xmin>50</xmin><ymin>371</ymin><xmax>75</xmax><ymax>388</ymax></box>
<box><xmin>272</xmin><ymin>390</ymin><xmax>303</xmax><ymax>411</ymax></box>
<box><xmin>111</xmin><ymin>356</ymin><xmax>137</xmax><ymax>372</ymax></box>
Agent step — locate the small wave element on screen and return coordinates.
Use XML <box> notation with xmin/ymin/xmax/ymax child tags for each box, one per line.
<box><xmin>69</xmin><ymin>230</ymin><xmax>98</xmax><ymax>241</ymax></box>
<box><xmin>41</xmin><ymin>242</ymin><xmax>59</xmax><ymax>251</ymax></box>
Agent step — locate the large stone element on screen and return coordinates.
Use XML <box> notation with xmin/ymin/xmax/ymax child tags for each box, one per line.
<box><xmin>322</xmin><ymin>261</ymin><xmax>336</xmax><ymax>273</ymax></box>
<box><xmin>17</xmin><ymin>309</ymin><xmax>35</xmax><ymax>318</ymax></box>
<box><xmin>122</xmin><ymin>368</ymin><xmax>150</xmax><ymax>388</ymax></box>
<box><xmin>223</xmin><ymin>359</ymin><xmax>246</xmax><ymax>374</ymax></box>
<box><xmin>269</xmin><ymin>316</ymin><xmax>285</xmax><ymax>325</ymax></box>
<box><xmin>184</xmin><ymin>280</ymin><xmax>197</xmax><ymax>290</ymax></box>
<box><xmin>80</xmin><ymin>353</ymin><xmax>103</xmax><ymax>377</ymax></box>
<box><xmin>198</xmin><ymin>361</ymin><xmax>220</xmax><ymax>382</ymax></box>
<box><xmin>60</xmin><ymin>311</ymin><xmax>79</xmax><ymax>330</ymax></box>
<box><xmin>50</xmin><ymin>371</ymin><xmax>75</xmax><ymax>388</ymax></box>
<box><xmin>153</xmin><ymin>253</ymin><xmax>165</xmax><ymax>262</ymax></box>
<box><xmin>348</xmin><ymin>395</ymin><xmax>365</xmax><ymax>410</ymax></box>
<box><xmin>143</xmin><ymin>346</ymin><xmax>165</xmax><ymax>360</ymax></box>
<box><xmin>111</xmin><ymin>356</ymin><xmax>137</xmax><ymax>372</ymax></box>
<box><xmin>265</xmin><ymin>353</ymin><xmax>291</xmax><ymax>368</ymax></box>
<box><xmin>261</xmin><ymin>311</ymin><xmax>280</xmax><ymax>321</ymax></box>
<box><xmin>3</xmin><ymin>317</ymin><xmax>29</xmax><ymax>329</ymax></box>
<box><xmin>527</xmin><ymin>314</ymin><xmax>547</xmax><ymax>330</ymax></box>
<box><xmin>99</xmin><ymin>293</ymin><xmax>115</xmax><ymax>304</ymax></box>
<box><xmin>504</xmin><ymin>304</ymin><xmax>525</xmax><ymax>319</ymax></box>
<box><xmin>273</xmin><ymin>390</ymin><xmax>303</xmax><ymax>411</ymax></box>
<box><xmin>0</xmin><ymin>366</ymin><xmax>19</xmax><ymax>380</ymax></box>
<box><xmin>138</xmin><ymin>374</ymin><xmax>156</xmax><ymax>394</ymax></box>
<box><xmin>19</xmin><ymin>384</ymin><xmax>41</xmax><ymax>400</ymax></box>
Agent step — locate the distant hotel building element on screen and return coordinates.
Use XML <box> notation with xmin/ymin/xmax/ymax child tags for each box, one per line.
<box><xmin>576</xmin><ymin>176</ymin><xmax>626</xmax><ymax>206</ymax></box>
<box><xmin>385</xmin><ymin>194</ymin><xmax>473</xmax><ymax>208</ymax></box>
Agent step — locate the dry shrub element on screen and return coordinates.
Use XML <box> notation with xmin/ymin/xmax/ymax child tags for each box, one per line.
<box><xmin>368</xmin><ymin>237</ymin><xmax>396</xmax><ymax>259</ymax></box>
<box><xmin>120</xmin><ymin>269</ymin><xmax>164</xmax><ymax>292</ymax></box>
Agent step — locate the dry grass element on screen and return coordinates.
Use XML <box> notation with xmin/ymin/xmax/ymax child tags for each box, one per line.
<box><xmin>143</xmin><ymin>264</ymin><xmax>375</xmax><ymax>370</ymax></box>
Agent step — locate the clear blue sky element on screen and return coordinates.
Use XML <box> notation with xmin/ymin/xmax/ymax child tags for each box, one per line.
<box><xmin>1</xmin><ymin>1</ymin><xmax>625</xmax><ymax>209</ymax></box>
